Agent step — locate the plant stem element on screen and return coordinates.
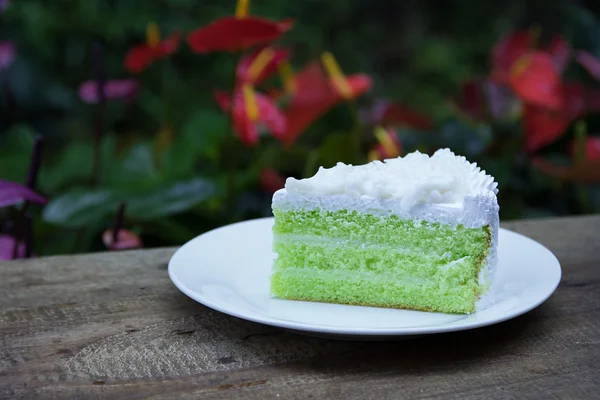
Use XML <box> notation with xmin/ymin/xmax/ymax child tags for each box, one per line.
<box><xmin>91</xmin><ymin>42</ymin><xmax>106</xmax><ymax>187</ymax></box>
<box><xmin>112</xmin><ymin>202</ymin><xmax>126</xmax><ymax>244</ymax></box>
<box><xmin>347</xmin><ymin>99</ymin><xmax>363</xmax><ymax>163</ymax></box>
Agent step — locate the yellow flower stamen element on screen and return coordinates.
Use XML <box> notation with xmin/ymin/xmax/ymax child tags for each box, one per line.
<box><xmin>510</xmin><ymin>54</ymin><xmax>531</xmax><ymax>78</ymax></box>
<box><xmin>248</xmin><ymin>47</ymin><xmax>275</xmax><ymax>83</ymax></box>
<box><xmin>146</xmin><ymin>23</ymin><xmax>161</xmax><ymax>49</ymax></box>
<box><xmin>368</xmin><ymin>149</ymin><xmax>380</xmax><ymax>162</ymax></box>
<box><xmin>374</xmin><ymin>126</ymin><xmax>399</xmax><ymax>158</ymax></box>
<box><xmin>236</xmin><ymin>0</ymin><xmax>249</xmax><ymax>18</ymax></box>
<box><xmin>278</xmin><ymin>61</ymin><xmax>296</xmax><ymax>94</ymax></box>
<box><xmin>321</xmin><ymin>51</ymin><xmax>352</xmax><ymax>99</ymax></box>
<box><xmin>243</xmin><ymin>84</ymin><xmax>259</xmax><ymax>122</ymax></box>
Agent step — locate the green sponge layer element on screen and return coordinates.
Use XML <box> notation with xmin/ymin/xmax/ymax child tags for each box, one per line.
<box><xmin>271</xmin><ymin>270</ymin><xmax>478</xmax><ymax>313</ymax></box>
<box><xmin>271</xmin><ymin>207</ymin><xmax>491</xmax><ymax>314</ymax></box>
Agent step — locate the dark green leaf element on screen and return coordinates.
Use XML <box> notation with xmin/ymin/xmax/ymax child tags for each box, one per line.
<box><xmin>43</xmin><ymin>188</ymin><xmax>118</xmax><ymax>228</ymax></box>
<box><xmin>0</xmin><ymin>124</ymin><xmax>35</xmax><ymax>182</ymax></box>
<box><xmin>317</xmin><ymin>131</ymin><xmax>357</xmax><ymax>167</ymax></box>
<box><xmin>127</xmin><ymin>177</ymin><xmax>215</xmax><ymax>220</ymax></box>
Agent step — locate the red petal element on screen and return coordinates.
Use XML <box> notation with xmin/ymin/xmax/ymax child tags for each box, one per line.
<box><xmin>491</xmin><ymin>31</ymin><xmax>533</xmax><ymax>83</ymax></box>
<box><xmin>216</xmin><ymin>90</ymin><xmax>285</xmax><ymax>146</ymax></box>
<box><xmin>570</xmin><ymin>137</ymin><xmax>600</xmax><ymax>162</ymax></box>
<box><xmin>236</xmin><ymin>46</ymin><xmax>290</xmax><ymax>85</ymax></box>
<box><xmin>374</xmin><ymin>100</ymin><xmax>434</xmax><ymax>129</ymax></box>
<box><xmin>509</xmin><ymin>52</ymin><xmax>563</xmax><ymax>110</ymax></box>
<box><xmin>0</xmin><ymin>179</ymin><xmax>46</xmax><ymax>208</ymax></box>
<box><xmin>575</xmin><ymin>50</ymin><xmax>600</xmax><ymax>81</ymax></box>
<box><xmin>346</xmin><ymin>74</ymin><xmax>372</xmax><ymax>99</ymax></box>
<box><xmin>280</xmin><ymin>63</ymin><xmax>339</xmax><ymax>146</ymax></box>
<box><xmin>259</xmin><ymin>169</ymin><xmax>286</xmax><ymax>194</ymax></box>
<box><xmin>547</xmin><ymin>35</ymin><xmax>571</xmax><ymax>74</ymax></box>
<box><xmin>523</xmin><ymin>105</ymin><xmax>571</xmax><ymax>152</ymax></box>
<box><xmin>0</xmin><ymin>235</ymin><xmax>25</xmax><ymax>260</ymax></box>
<box><xmin>279</xmin><ymin>64</ymin><xmax>372</xmax><ymax>146</ymax></box>
<box><xmin>102</xmin><ymin>229</ymin><xmax>143</xmax><ymax>250</ymax></box>
<box><xmin>187</xmin><ymin>17</ymin><xmax>288</xmax><ymax>53</ymax></box>
<box><xmin>124</xmin><ymin>45</ymin><xmax>155</xmax><ymax>73</ymax></box>
<box><xmin>257</xmin><ymin>93</ymin><xmax>287</xmax><ymax>140</ymax></box>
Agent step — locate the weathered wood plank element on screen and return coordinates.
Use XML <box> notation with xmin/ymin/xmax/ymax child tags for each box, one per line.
<box><xmin>0</xmin><ymin>215</ymin><xmax>599</xmax><ymax>399</ymax></box>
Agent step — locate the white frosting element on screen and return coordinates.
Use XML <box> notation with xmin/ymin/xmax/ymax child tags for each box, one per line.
<box><xmin>285</xmin><ymin>148</ymin><xmax>498</xmax><ymax>210</ymax></box>
<box><xmin>272</xmin><ymin>148</ymin><xmax>500</xmax><ymax>307</ymax></box>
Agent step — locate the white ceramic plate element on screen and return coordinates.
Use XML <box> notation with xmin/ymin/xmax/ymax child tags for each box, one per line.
<box><xmin>168</xmin><ymin>217</ymin><xmax>561</xmax><ymax>339</ymax></box>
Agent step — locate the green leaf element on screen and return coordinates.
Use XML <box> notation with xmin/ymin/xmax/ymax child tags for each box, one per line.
<box><xmin>43</xmin><ymin>177</ymin><xmax>216</xmax><ymax>227</ymax></box>
<box><xmin>39</xmin><ymin>136</ymin><xmax>118</xmax><ymax>192</ymax></box>
<box><xmin>435</xmin><ymin>119</ymin><xmax>492</xmax><ymax>158</ymax></box>
<box><xmin>127</xmin><ymin>177</ymin><xmax>215</xmax><ymax>220</ymax></box>
<box><xmin>105</xmin><ymin>142</ymin><xmax>159</xmax><ymax>189</ymax></box>
<box><xmin>0</xmin><ymin>124</ymin><xmax>35</xmax><ymax>182</ymax></box>
<box><xmin>162</xmin><ymin>110</ymin><xmax>228</xmax><ymax>177</ymax></box>
<box><xmin>43</xmin><ymin>188</ymin><xmax>118</xmax><ymax>228</ymax></box>
<box><xmin>317</xmin><ymin>131</ymin><xmax>357</xmax><ymax>168</ymax></box>
<box><xmin>39</xmin><ymin>142</ymin><xmax>93</xmax><ymax>192</ymax></box>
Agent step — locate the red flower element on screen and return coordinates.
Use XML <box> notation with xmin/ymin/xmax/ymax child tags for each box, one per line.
<box><xmin>491</xmin><ymin>31</ymin><xmax>534</xmax><ymax>83</ymax></box>
<box><xmin>102</xmin><ymin>229</ymin><xmax>143</xmax><ymax>251</ymax></box>
<box><xmin>78</xmin><ymin>79</ymin><xmax>138</xmax><ymax>104</ymax></box>
<box><xmin>215</xmin><ymin>88</ymin><xmax>286</xmax><ymax>146</ymax></box>
<box><xmin>187</xmin><ymin>17</ymin><xmax>293</xmax><ymax>54</ymax></box>
<box><xmin>124</xmin><ymin>24</ymin><xmax>180</xmax><ymax>73</ymax></box>
<box><xmin>522</xmin><ymin>83</ymin><xmax>587</xmax><ymax>153</ymax></box>
<box><xmin>259</xmin><ymin>168</ymin><xmax>286</xmax><ymax>194</ymax></box>
<box><xmin>575</xmin><ymin>50</ymin><xmax>600</xmax><ymax>81</ymax></box>
<box><xmin>280</xmin><ymin>62</ymin><xmax>371</xmax><ymax>146</ymax></box>
<box><xmin>509</xmin><ymin>51</ymin><xmax>563</xmax><ymax>110</ymax></box>
<box><xmin>236</xmin><ymin>46</ymin><xmax>290</xmax><ymax>86</ymax></box>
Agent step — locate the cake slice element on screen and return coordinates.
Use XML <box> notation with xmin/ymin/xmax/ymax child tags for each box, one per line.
<box><xmin>270</xmin><ymin>148</ymin><xmax>499</xmax><ymax>314</ymax></box>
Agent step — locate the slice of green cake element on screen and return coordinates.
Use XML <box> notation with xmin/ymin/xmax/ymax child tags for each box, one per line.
<box><xmin>270</xmin><ymin>148</ymin><xmax>499</xmax><ymax>314</ymax></box>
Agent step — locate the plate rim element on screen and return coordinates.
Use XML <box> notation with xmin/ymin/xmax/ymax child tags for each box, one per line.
<box><xmin>168</xmin><ymin>217</ymin><xmax>562</xmax><ymax>336</ymax></box>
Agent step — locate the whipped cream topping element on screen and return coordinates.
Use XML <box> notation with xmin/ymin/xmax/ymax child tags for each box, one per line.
<box><xmin>285</xmin><ymin>149</ymin><xmax>498</xmax><ymax>209</ymax></box>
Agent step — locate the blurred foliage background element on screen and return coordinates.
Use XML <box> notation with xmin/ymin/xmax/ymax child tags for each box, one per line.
<box><xmin>1</xmin><ymin>0</ymin><xmax>600</xmax><ymax>258</ymax></box>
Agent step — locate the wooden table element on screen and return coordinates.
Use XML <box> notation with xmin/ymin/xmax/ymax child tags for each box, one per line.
<box><xmin>1</xmin><ymin>216</ymin><xmax>599</xmax><ymax>399</ymax></box>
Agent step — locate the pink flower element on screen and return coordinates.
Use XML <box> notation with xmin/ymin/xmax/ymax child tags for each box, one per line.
<box><xmin>0</xmin><ymin>41</ymin><xmax>15</xmax><ymax>71</ymax></box>
<box><xmin>78</xmin><ymin>79</ymin><xmax>138</xmax><ymax>104</ymax></box>
<box><xmin>0</xmin><ymin>235</ymin><xmax>25</xmax><ymax>261</ymax></box>
<box><xmin>102</xmin><ymin>229</ymin><xmax>143</xmax><ymax>251</ymax></box>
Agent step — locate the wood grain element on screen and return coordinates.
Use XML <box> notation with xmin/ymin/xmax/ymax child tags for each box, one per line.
<box><xmin>1</xmin><ymin>215</ymin><xmax>599</xmax><ymax>399</ymax></box>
